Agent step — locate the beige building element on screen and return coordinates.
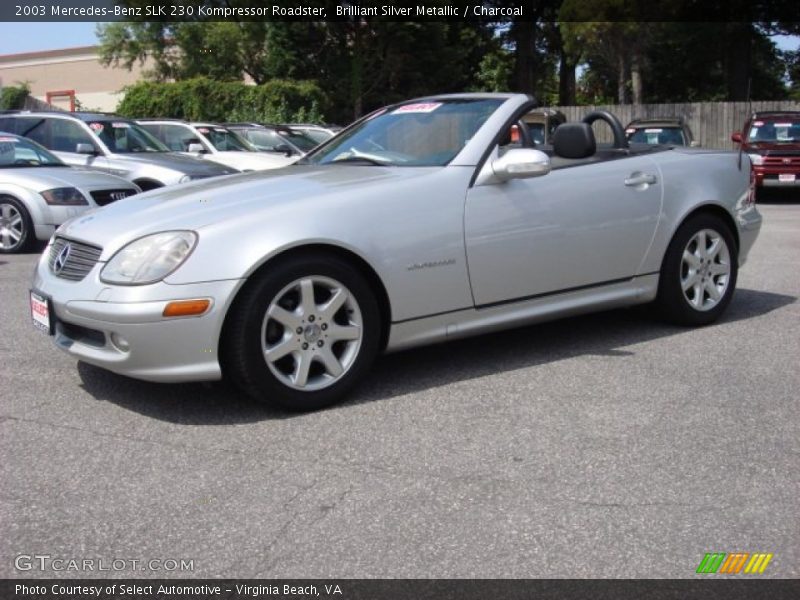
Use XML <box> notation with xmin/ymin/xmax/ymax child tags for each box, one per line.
<box><xmin>0</xmin><ymin>45</ymin><xmax>148</xmax><ymax>112</ymax></box>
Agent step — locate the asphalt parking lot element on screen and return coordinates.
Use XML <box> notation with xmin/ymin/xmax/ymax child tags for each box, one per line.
<box><xmin>1</xmin><ymin>199</ymin><xmax>798</xmax><ymax>579</ymax></box>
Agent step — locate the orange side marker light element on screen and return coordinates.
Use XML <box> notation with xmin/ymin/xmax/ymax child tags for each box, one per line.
<box><xmin>163</xmin><ymin>299</ymin><xmax>211</xmax><ymax>318</ymax></box>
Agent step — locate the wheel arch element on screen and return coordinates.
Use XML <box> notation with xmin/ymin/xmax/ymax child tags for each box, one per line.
<box><xmin>131</xmin><ymin>178</ymin><xmax>163</xmax><ymax>192</ymax></box>
<box><xmin>223</xmin><ymin>242</ymin><xmax>393</xmax><ymax>351</ymax></box>
<box><xmin>676</xmin><ymin>203</ymin><xmax>740</xmax><ymax>252</ymax></box>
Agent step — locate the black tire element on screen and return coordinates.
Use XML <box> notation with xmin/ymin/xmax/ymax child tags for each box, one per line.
<box><xmin>655</xmin><ymin>213</ymin><xmax>738</xmax><ymax>326</ymax></box>
<box><xmin>221</xmin><ymin>254</ymin><xmax>381</xmax><ymax>411</ymax></box>
<box><xmin>0</xmin><ymin>195</ymin><xmax>35</xmax><ymax>254</ymax></box>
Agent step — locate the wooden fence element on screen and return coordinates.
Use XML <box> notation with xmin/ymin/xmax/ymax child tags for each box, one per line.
<box><xmin>550</xmin><ymin>101</ymin><xmax>800</xmax><ymax>149</ymax></box>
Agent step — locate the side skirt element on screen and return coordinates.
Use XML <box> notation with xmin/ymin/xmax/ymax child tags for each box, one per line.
<box><xmin>386</xmin><ymin>273</ymin><xmax>659</xmax><ymax>352</ymax></box>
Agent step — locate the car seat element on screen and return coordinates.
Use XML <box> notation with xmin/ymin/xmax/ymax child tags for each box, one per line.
<box><xmin>553</xmin><ymin>123</ymin><xmax>596</xmax><ymax>158</ymax></box>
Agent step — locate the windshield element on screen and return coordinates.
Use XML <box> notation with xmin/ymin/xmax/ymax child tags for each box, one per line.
<box><xmin>626</xmin><ymin>126</ymin><xmax>685</xmax><ymax>145</ymax></box>
<box><xmin>305</xmin><ymin>98</ymin><xmax>504</xmax><ymax>166</ymax></box>
<box><xmin>747</xmin><ymin>119</ymin><xmax>800</xmax><ymax>143</ymax></box>
<box><xmin>281</xmin><ymin>130</ymin><xmax>318</xmax><ymax>153</ymax></box>
<box><xmin>196</xmin><ymin>126</ymin><xmax>254</xmax><ymax>152</ymax></box>
<box><xmin>88</xmin><ymin>120</ymin><xmax>169</xmax><ymax>153</ymax></box>
<box><xmin>301</xmin><ymin>129</ymin><xmax>334</xmax><ymax>144</ymax></box>
<box><xmin>240</xmin><ymin>128</ymin><xmax>318</xmax><ymax>153</ymax></box>
<box><xmin>0</xmin><ymin>135</ymin><xmax>66</xmax><ymax>168</ymax></box>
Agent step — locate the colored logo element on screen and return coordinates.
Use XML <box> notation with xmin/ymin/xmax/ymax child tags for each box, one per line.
<box><xmin>696</xmin><ymin>552</ymin><xmax>773</xmax><ymax>574</ymax></box>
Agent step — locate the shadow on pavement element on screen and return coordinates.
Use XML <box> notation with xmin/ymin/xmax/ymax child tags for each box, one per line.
<box><xmin>77</xmin><ymin>287</ymin><xmax>796</xmax><ymax>424</ymax></box>
<box><xmin>756</xmin><ymin>189</ymin><xmax>800</xmax><ymax>204</ymax></box>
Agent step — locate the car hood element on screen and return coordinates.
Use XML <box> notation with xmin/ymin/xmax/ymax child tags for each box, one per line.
<box><xmin>1</xmin><ymin>166</ymin><xmax>134</xmax><ymax>192</ymax></box>
<box><xmin>111</xmin><ymin>152</ymin><xmax>238</xmax><ymax>176</ymax></box>
<box><xmin>56</xmin><ymin>165</ymin><xmax>436</xmax><ymax>256</ymax></box>
<box><xmin>204</xmin><ymin>151</ymin><xmax>295</xmax><ymax>171</ymax></box>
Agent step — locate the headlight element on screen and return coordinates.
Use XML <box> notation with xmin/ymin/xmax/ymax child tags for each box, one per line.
<box><xmin>100</xmin><ymin>231</ymin><xmax>197</xmax><ymax>285</ymax></box>
<box><xmin>179</xmin><ymin>175</ymin><xmax>193</xmax><ymax>183</ymax></box>
<box><xmin>40</xmin><ymin>187</ymin><xmax>88</xmax><ymax>206</ymax></box>
<box><xmin>747</xmin><ymin>153</ymin><xmax>764</xmax><ymax>166</ymax></box>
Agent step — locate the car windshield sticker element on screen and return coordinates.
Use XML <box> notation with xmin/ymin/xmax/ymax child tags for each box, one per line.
<box><xmin>625</xmin><ymin>128</ymin><xmax>635</xmax><ymax>134</ymax></box>
<box><xmin>753</xmin><ymin>121</ymin><xmax>764</xmax><ymax>127</ymax></box>
<box><xmin>89</xmin><ymin>123</ymin><xmax>104</xmax><ymax>132</ymax></box>
<box><xmin>214</xmin><ymin>128</ymin><xmax>228</xmax><ymax>133</ymax></box>
<box><xmin>0</xmin><ymin>136</ymin><xmax>17</xmax><ymax>143</ymax></box>
<box><xmin>197</xmin><ymin>127</ymin><xmax>210</xmax><ymax>134</ymax></box>
<box><xmin>644</xmin><ymin>128</ymin><xmax>663</xmax><ymax>133</ymax></box>
<box><xmin>392</xmin><ymin>102</ymin><xmax>442</xmax><ymax>114</ymax></box>
<box><xmin>112</xmin><ymin>122</ymin><xmax>130</xmax><ymax>128</ymax></box>
<box><xmin>774</xmin><ymin>123</ymin><xmax>792</xmax><ymax>128</ymax></box>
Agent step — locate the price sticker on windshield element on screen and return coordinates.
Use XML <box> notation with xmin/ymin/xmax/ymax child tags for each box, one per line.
<box><xmin>392</xmin><ymin>102</ymin><xmax>442</xmax><ymax>114</ymax></box>
<box><xmin>89</xmin><ymin>123</ymin><xmax>104</xmax><ymax>132</ymax></box>
<box><xmin>112</xmin><ymin>122</ymin><xmax>130</xmax><ymax>128</ymax></box>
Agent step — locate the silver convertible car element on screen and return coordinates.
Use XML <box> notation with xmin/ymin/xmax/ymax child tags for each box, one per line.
<box><xmin>31</xmin><ymin>94</ymin><xmax>762</xmax><ymax>410</ymax></box>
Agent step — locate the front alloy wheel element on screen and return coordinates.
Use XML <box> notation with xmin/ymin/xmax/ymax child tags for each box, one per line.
<box><xmin>0</xmin><ymin>197</ymin><xmax>33</xmax><ymax>253</ymax></box>
<box><xmin>263</xmin><ymin>276</ymin><xmax>363</xmax><ymax>391</ymax></box>
<box><xmin>223</xmin><ymin>254</ymin><xmax>381</xmax><ymax>411</ymax></box>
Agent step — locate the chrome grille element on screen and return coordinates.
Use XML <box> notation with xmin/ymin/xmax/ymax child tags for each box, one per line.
<box><xmin>90</xmin><ymin>188</ymin><xmax>137</xmax><ymax>206</ymax></box>
<box><xmin>48</xmin><ymin>237</ymin><xmax>103</xmax><ymax>282</ymax></box>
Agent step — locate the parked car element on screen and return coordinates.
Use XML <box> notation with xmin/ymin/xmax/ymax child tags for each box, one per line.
<box><xmin>0</xmin><ymin>112</ymin><xmax>237</xmax><ymax>190</ymax></box>
<box><xmin>0</xmin><ymin>133</ymin><xmax>138</xmax><ymax>253</ymax></box>
<box><xmin>521</xmin><ymin>108</ymin><xmax>566</xmax><ymax>145</ymax></box>
<box><xmin>225</xmin><ymin>123</ymin><xmax>319</xmax><ymax>156</ymax></box>
<box><xmin>732</xmin><ymin>111</ymin><xmax>800</xmax><ymax>189</ymax></box>
<box><xmin>625</xmin><ymin>116</ymin><xmax>698</xmax><ymax>146</ymax></box>
<box><xmin>283</xmin><ymin>124</ymin><xmax>343</xmax><ymax>144</ymax></box>
<box><xmin>137</xmin><ymin>120</ymin><xmax>293</xmax><ymax>171</ymax></box>
<box><xmin>31</xmin><ymin>93</ymin><xmax>761</xmax><ymax>411</ymax></box>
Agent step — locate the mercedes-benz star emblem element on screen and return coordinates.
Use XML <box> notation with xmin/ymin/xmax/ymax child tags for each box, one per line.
<box><xmin>53</xmin><ymin>243</ymin><xmax>71</xmax><ymax>274</ymax></box>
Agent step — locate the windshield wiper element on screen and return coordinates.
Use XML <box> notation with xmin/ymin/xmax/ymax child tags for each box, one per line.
<box><xmin>329</xmin><ymin>156</ymin><xmax>388</xmax><ymax>166</ymax></box>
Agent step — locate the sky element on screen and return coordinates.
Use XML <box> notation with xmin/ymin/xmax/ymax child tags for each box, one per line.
<box><xmin>0</xmin><ymin>22</ymin><xmax>798</xmax><ymax>56</ymax></box>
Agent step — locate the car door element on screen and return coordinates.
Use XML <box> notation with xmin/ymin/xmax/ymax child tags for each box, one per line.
<box><xmin>464</xmin><ymin>153</ymin><xmax>663</xmax><ymax>307</ymax></box>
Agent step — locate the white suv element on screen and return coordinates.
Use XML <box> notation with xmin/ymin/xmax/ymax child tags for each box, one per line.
<box><xmin>0</xmin><ymin>112</ymin><xmax>238</xmax><ymax>190</ymax></box>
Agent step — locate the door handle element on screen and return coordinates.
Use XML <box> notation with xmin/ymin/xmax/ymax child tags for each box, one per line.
<box><xmin>624</xmin><ymin>172</ymin><xmax>657</xmax><ymax>187</ymax></box>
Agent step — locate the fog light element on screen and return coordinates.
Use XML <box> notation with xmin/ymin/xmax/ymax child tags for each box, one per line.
<box><xmin>111</xmin><ymin>333</ymin><xmax>130</xmax><ymax>352</ymax></box>
<box><xmin>163</xmin><ymin>299</ymin><xmax>211</xmax><ymax>318</ymax></box>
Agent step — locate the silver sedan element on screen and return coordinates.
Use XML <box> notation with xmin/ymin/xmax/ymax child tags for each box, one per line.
<box><xmin>1</xmin><ymin>134</ymin><xmax>139</xmax><ymax>253</ymax></box>
<box><xmin>30</xmin><ymin>94</ymin><xmax>762</xmax><ymax>410</ymax></box>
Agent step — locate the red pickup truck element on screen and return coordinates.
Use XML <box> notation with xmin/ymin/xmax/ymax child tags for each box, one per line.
<box><xmin>732</xmin><ymin>111</ymin><xmax>800</xmax><ymax>189</ymax></box>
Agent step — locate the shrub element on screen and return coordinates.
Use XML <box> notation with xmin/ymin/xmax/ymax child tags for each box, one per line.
<box><xmin>0</xmin><ymin>83</ymin><xmax>31</xmax><ymax>110</ymax></box>
<box><xmin>116</xmin><ymin>78</ymin><xmax>327</xmax><ymax>123</ymax></box>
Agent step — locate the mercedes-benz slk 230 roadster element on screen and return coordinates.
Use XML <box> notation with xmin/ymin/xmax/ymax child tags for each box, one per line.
<box><xmin>31</xmin><ymin>94</ymin><xmax>762</xmax><ymax>410</ymax></box>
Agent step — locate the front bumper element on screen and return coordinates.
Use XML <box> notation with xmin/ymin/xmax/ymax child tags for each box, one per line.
<box><xmin>754</xmin><ymin>167</ymin><xmax>800</xmax><ymax>187</ymax></box>
<box><xmin>33</xmin><ymin>250</ymin><xmax>242</xmax><ymax>383</ymax></box>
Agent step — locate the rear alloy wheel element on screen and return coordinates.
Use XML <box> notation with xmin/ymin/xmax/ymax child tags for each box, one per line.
<box><xmin>0</xmin><ymin>197</ymin><xmax>34</xmax><ymax>254</ymax></box>
<box><xmin>223</xmin><ymin>255</ymin><xmax>381</xmax><ymax>411</ymax></box>
<box><xmin>655</xmin><ymin>214</ymin><xmax>738</xmax><ymax>325</ymax></box>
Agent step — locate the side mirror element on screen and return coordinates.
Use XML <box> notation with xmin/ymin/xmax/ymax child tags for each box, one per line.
<box><xmin>75</xmin><ymin>143</ymin><xmax>96</xmax><ymax>155</ymax></box>
<box><xmin>690</xmin><ymin>140</ymin><xmax>701</xmax><ymax>147</ymax></box>
<box><xmin>731</xmin><ymin>132</ymin><xmax>742</xmax><ymax>144</ymax></box>
<box><xmin>187</xmin><ymin>143</ymin><xmax>205</xmax><ymax>154</ymax></box>
<box><xmin>273</xmin><ymin>143</ymin><xmax>294</xmax><ymax>157</ymax></box>
<box><xmin>491</xmin><ymin>148</ymin><xmax>551</xmax><ymax>181</ymax></box>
